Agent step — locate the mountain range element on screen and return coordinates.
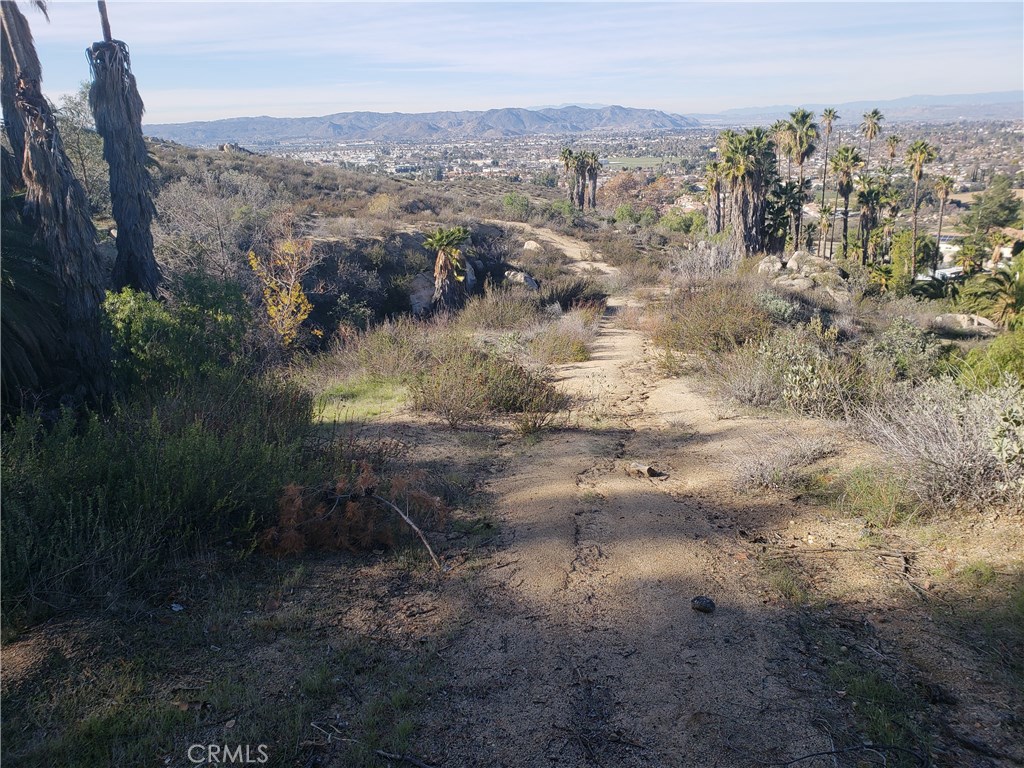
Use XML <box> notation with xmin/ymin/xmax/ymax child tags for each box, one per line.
<box><xmin>144</xmin><ymin>105</ymin><xmax>699</xmax><ymax>146</ymax></box>
<box><xmin>143</xmin><ymin>92</ymin><xmax>1022</xmax><ymax>147</ymax></box>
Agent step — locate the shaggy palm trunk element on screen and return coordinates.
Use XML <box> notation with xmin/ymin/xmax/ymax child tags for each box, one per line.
<box><xmin>935</xmin><ymin>199</ymin><xmax>947</xmax><ymax>275</ymax></box>
<box><xmin>840</xmin><ymin>192</ymin><xmax>851</xmax><ymax>260</ymax></box>
<box><xmin>88</xmin><ymin>7</ymin><xmax>159</xmax><ymax>296</ymax></box>
<box><xmin>588</xmin><ymin>171</ymin><xmax>597</xmax><ymax>209</ymax></box>
<box><xmin>910</xmin><ymin>181</ymin><xmax>920</xmax><ymax>280</ymax></box>
<box><xmin>1</xmin><ymin>0</ymin><xmax>109</xmax><ymax>397</ymax></box>
<box><xmin>794</xmin><ymin>163</ymin><xmax>805</xmax><ymax>246</ymax></box>
<box><xmin>432</xmin><ymin>250</ymin><xmax>464</xmax><ymax>311</ymax></box>
<box><xmin>1</xmin><ymin>18</ymin><xmax>24</xmax><ymax>187</ymax></box>
<box><xmin>819</xmin><ymin>135</ymin><xmax>830</xmax><ymax>210</ymax></box>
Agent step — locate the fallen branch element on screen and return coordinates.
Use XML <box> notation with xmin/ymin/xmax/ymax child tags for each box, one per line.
<box><xmin>371</xmin><ymin>494</ymin><xmax>444</xmax><ymax>571</ymax></box>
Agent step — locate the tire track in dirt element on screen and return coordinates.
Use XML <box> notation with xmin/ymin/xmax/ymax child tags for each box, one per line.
<box><xmin>422</xmin><ymin>235</ymin><xmax>838</xmax><ymax>766</ymax></box>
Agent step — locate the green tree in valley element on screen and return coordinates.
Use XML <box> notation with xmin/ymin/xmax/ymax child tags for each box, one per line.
<box><xmin>885</xmin><ymin>133</ymin><xmax>901</xmax><ymax>163</ymax></box>
<box><xmin>906</xmin><ymin>139</ymin><xmax>938</xmax><ymax>279</ymax></box>
<box><xmin>56</xmin><ymin>82</ymin><xmax>109</xmax><ymax>214</ymax></box>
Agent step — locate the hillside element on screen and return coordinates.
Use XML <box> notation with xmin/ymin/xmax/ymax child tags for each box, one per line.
<box><xmin>144</xmin><ymin>105</ymin><xmax>700</xmax><ymax>146</ymax></box>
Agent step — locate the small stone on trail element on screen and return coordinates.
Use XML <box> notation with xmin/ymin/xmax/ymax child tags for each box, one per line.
<box><xmin>627</xmin><ymin>462</ymin><xmax>665</xmax><ymax>479</ymax></box>
<box><xmin>691</xmin><ymin>596</ymin><xmax>716</xmax><ymax>614</ymax></box>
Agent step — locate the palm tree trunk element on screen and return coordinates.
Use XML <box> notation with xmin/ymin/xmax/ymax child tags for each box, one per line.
<box><xmin>841</xmin><ymin>194</ymin><xmax>851</xmax><ymax>260</ymax></box>
<box><xmin>794</xmin><ymin>164</ymin><xmax>805</xmax><ymax>247</ymax></box>
<box><xmin>819</xmin><ymin>135</ymin><xmax>830</xmax><ymax>209</ymax></box>
<box><xmin>934</xmin><ymin>200</ymin><xmax>946</xmax><ymax>276</ymax></box>
<box><xmin>88</xmin><ymin>6</ymin><xmax>160</xmax><ymax>296</ymax></box>
<box><xmin>910</xmin><ymin>181</ymin><xmax>920</xmax><ymax>280</ymax></box>
<box><xmin>2</xmin><ymin>0</ymin><xmax>110</xmax><ymax>397</ymax></box>
<box><xmin>432</xmin><ymin>250</ymin><xmax>464</xmax><ymax>311</ymax></box>
<box><xmin>829</xmin><ymin>187</ymin><xmax>840</xmax><ymax>260</ymax></box>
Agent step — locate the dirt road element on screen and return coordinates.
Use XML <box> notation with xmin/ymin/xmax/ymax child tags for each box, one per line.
<box><xmin>420</xmin><ymin>233</ymin><xmax>841</xmax><ymax>766</ymax></box>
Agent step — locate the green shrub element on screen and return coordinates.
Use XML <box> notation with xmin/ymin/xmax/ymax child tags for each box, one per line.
<box><xmin>104</xmin><ymin>276</ymin><xmax>248</xmax><ymax>392</ymax></box>
<box><xmin>502</xmin><ymin>192</ymin><xmax>532</xmax><ymax>221</ymax></box>
<box><xmin>458</xmin><ymin>288</ymin><xmax>542</xmax><ymax>331</ymax></box>
<box><xmin>1</xmin><ymin>373</ymin><xmax>317</xmax><ymax>620</ymax></box>
<box><xmin>959</xmin><ymin>328</ymin><xmax>1024</xmax><ymax>388</ymax></box>
<box><xmin>656</xmin><ymin>278</ymin><xmax>775</xmax><ymax>355</ymax></box>
<box><xmin>866</xmin><ymin>317</ymin><xmax>949</xmax><ymax>383</ymax></box>
<box><xmin>412</xmin><ymin>340</ymin><xmax>568</xmax><ymax>428</ymax></box>
<box><xmin>537</xmin><ymin>276</ymin><xmax>608</xmax><ymax>311</ymax></box>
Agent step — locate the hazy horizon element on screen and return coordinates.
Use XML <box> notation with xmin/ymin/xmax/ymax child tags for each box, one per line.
<box><xmin>27</xmin><ymin>1</ymin><xmax>1024</xmax><ymax>124</ymax></box>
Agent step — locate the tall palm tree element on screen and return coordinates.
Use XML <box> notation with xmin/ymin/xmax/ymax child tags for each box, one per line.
<box><xmin>770</xmin><ymin>119</ymin><xmax>793</xmax><ymax>180</ymax></box>
<box><xmin>720</xmin><ymin>127</ymin><xmax>775</xmax><ymax>255</ymax></box>
<box><xmin>856</xmin><ymin>177</ymin><xmax>883</xmax><ymax>266</ymax></box>
<box><xmin>1</xmin><ymin>0</ymin><xmax>109</xmax><ymax>396</ymax></box>
<box><xmin>818</xmin><ymin>108</ymin><xmax>838</xmax><ymax>209</ymax></box>
<box><xmin>87</xmin><ymin>0</ymin><xmax>159</xmax><ymax>296</ymax></box>
<box><xmin>933</xmin><ymin>175</ymin><xmax>955</xmax><ymax>273</ymax></box>
<box><xmin>885</xmin><ymin>133</ymin><xmax>901</xmax><ymax>163</ymax></box>
<box><xmin>425</xmin><ymin>226</ymin><xmax>470</xmax><ymax>311</ymax></box>
<box><xmin>704</xmin><ymin>161</ymin><xmax>723</xmax><ymax>234</ymax></box>
<box><xmin>860</xmin><ymin>109</ymin><xmax>884</xmax><ymax>172</ymax></box>
<box><xmin>830</xmin><ymin>145</ymin><xmax>863</xmax><ymax>261</ymax></box>
<box><xmin>583</xmin><ymin>151</ymin><xmax>600</xmax><ymax>209</ymax></box>
<box><xmin>572</xmin><ymin>152</ymin><xmax>589</xmax><ymax>209</ymax></box>
<box><xmin>906</xmin><ymin>139</ymin><xmax>937</xmax><ymax>279</ymax></box>
<box><xmin>817</xmin><ymin>202</ymin><xmax>834</xmax><ymax>259</ymax></box>
<box><xmin>559</xmin><ymin>147</ymin><xmax>576</xmax><ymax>205</ymax></box>
<box><xmin>787</xmin><ymin>108</ymin><xmax>819</xmax><ymax>247</ymax></box>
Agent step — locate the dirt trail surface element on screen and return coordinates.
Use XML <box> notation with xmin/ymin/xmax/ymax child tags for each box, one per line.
<box><xmin>421</xmin><ymin>234</ymin><xmax>841</xmax><ymax>766</ymax></box>
<box><xmin>485</xmin><ymin>220</ymin><xmax>620</xmax><ymax>276</ymax></box>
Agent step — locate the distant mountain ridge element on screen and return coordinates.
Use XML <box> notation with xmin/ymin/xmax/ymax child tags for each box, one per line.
<box><xmin>145</xmin><ymin>105</ymin><xmax>700</xmax><ymax>146</ymax></box>
<box><xmin>690</xmin><ymin>91</ymin><xmax>1023</xmax><ymax>125</ymax></box>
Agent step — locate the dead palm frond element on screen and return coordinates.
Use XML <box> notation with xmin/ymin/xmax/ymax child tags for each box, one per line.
<box><xmin>1</xmin><ymin>0</ymin><xmax>110</xmax><ymax>396</ymax></box>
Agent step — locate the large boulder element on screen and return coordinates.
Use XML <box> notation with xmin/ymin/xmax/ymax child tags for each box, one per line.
<box><xmin>409</xmin><ymin>273</ymin><xmax>434</xmax><ymax>316</ymax></box>
<box><xmin>931</xmin><ymin>313</ymin><xmax>998</xmax><ymax>335</ymax></box>
<box><xmin>504</xmin><ymin>269</ymin><xmax>540</xmax><ymax>291</ymax></box>
<box><xmin>785</xmin><ymin>251</ymin><xmax>848</xmax><ymax>279</ymax></box>
<box><xmin>757</xmin><ymin>255</ymin><xmax>784</xmax><ymax>275</ymax></box>
<box><xmin>522</xmin><ymin>240</ymin><xmax>542</xmax><ymax>252</ymax></box>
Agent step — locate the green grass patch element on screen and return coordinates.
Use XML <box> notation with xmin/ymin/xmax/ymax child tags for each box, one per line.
<box><xmin>834</xmin><ymin>466</ymin><xmax>919</xmax><ymax>528</ymax></box>
<box><xmin>317</xmin><ymin>377</ymin><xmax>408</xmax><ymax>422</ymax></box>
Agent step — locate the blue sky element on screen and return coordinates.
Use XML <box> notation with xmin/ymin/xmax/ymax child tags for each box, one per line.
<box><xmin>26</xmin><ymin>1</ymin><xmax>1024</xmax><ymax>124</ymax></box>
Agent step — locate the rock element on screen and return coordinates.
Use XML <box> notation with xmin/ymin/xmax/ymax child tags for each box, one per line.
<box><xmin>627</xmin><ymin>462</ymin><xmax>665</xmax><ymax>479</ymax></box>
<box><xmin>931</xmin><ymin>313</ymin><xmax>998</xmax><ymax>333</ymax></box>
<box><xmin>409</xmin><ymin>273</ymin><xmax>434</xmax><ymax>316</ymax></box>
<box><xmin>757</xmin><ymin>256</ymin><xmax>784</xmax><ymax>275</ymax></box>
<box><xmin>691</xmin><ymin>596</ymin><xmax>716</xmax><ymax>614</ymax></box>
<box><xmin>504</xmin><ymin>269</ymin><xmax>540</xmax><ymax>291</ymax></box>
<box><xmin>786</xmin><ymin>252</ymin><xmax>848</xmax><ymax>279</ymax></box>
<box><xmin>464</xmin><ymin>258</ymin><xmax>478</xmax><ymax>293</ymax></box>
<box><xmin>825</xmin><ymin>286</ymin><xmax>853</xmax><ymax>305</ymax></box>
<box><xmin>522</xmin><ymin>240</ymin><xmax>542</xmax><ymax>252</ymax></box>
<box><xmin>775</xmin><ymin>276</ymin><xmax>815</xmax><ymax>292</ymax></box>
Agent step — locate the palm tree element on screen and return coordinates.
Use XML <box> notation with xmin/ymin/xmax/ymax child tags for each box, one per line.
<box><xmin>572</xmin><ymin>151</ymin><xmax>589</xmax><ymax>209</ymax></box>
<box><xmin>583</xmin><ymin>151</ymin><xmax>600</xmax><ymax>209</ymax></box>
<box><xmin>906</xmin><ymin>139</ymin><xmax>938</xmax><ymax>280</ymax></box>
<box><xmin>885</xmin><ymin>133</ymin><xmax>901</xmax><ymax>163</ymax></box>
<box><xmin>559</xmin><ymin>147</ymin><xmax>576</xmax><ymax>205</ymax></box>
<box><xmin>425</xmin><ymin>226</ymin><xmax>470</xmax><ymax>311</ymax></box>
<box><xmin>961</xmin><ymin>261</ymin><xmax>1023</xmax><ymax>329</ymax></box>
<box><xmin>933</xmin><ymin>175</ymin><xmax>955</xmax><ymax>273</ymax></box>
<box><xmin>787</xmin><ymin>108</ymin><xmax>819</xmax><ymax>248</ymax></box>
<box><xmin>720</xmin><ymin>127</ymin><xmax>775</xmax><ymax>255</ymax></box>
<box><xmin>704</xmin><ymin>161</ymin><xmax>723</xmax><ymax>234</ymax></box>
<box><xmin>856</xmin><ymin>177</ymin><xmax>883</xmax><ymax>266</ymax></box>
<box><xmin>87</xmin><ymin>0</ymin><xmax>159</xmax><ymax>296</ymax></box>
<box><xmin>830</xmin><ymin>145</ymin><xmax>863</xmax><ymax>261</ymax></box>
<box><xmin>818</xmin><ymin>108</ymin><xmax>838</xmax><ymax>210</ymax></box>
<box><xmin>817</xmin><ymin>202</ymin><xmax>834</xmax><ymax>259</ymax></box>
<box><xmin>770</xmin><ymin>119</ymin><xmax>793</xmax><ymax>180</ymax></box>
<box><xmin>860</xmin><ymin>109</ymin><xmax>884</xmax><ymax>171</ymax></box>
<box><xmin>1</xmin><ymin>0</ymin><xmax>109</xmax><ymax>396</ymax></box>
